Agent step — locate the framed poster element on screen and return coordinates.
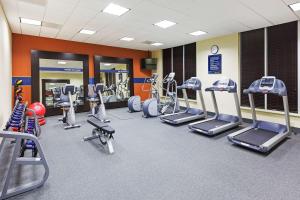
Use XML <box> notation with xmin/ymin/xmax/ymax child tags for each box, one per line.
<box><xmin>208</xmin><ymin>54</ymin><xmax>222</xmax><ymax>74</ymax></box>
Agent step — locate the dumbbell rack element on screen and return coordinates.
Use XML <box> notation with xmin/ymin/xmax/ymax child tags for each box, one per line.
<box><xmin>0</xmin><ymin>101</ymin><xmax>48</xmax><ymax>199</ymax></box>
<box><xmin>5</xmin><ymin>100</ymin><xmax>27</xmax><ymax>132</ymax></box>
<box><xmin>21</xmin><ymin>109</ymin><xmax>42</xmax><ymax>157</ymax></box>
<box><xmin>4</xmin><ymin>101</ymin><xmax>41</xmax><ymax>157</ymax></box>
<box><xmin>0</xmin><ymin>131</ymin><xmax>49</xmax><ymax>200</ymax></box>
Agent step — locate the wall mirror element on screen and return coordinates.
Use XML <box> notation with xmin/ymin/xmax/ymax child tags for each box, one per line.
<box><xmin>94</xmin><ymin>56</ymin><xmax>133</xmax><ymax>108</ymax></box>
<box><xmin>31</xmin><ymin>51</ymin><xmax>89</xmax><ymax>116</ymax></box>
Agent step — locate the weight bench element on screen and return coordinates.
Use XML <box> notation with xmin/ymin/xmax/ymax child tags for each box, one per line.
<box><xmin>83</xmin><ymin>117</ymin><xmax>115</xmax><ymax>154</ymax></box>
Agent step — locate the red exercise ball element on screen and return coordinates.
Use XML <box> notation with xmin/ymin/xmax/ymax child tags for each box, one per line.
<box><xmin>28</xmin><ymin>102</ymin><xmax>46</xmax><ymax>116</ymax></box>
<box><xmin>38</xmin><ymin>118</ymin><xmax>46</xmax><ymax>126</ymax></box>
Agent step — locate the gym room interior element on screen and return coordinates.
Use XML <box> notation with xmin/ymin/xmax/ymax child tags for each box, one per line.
<box><xmin>0</xmin><ymin>0</ymin><xmax>300</xmax><ymax>200</ymax></box>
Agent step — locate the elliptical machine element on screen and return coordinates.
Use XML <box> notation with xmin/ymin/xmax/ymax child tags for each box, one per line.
<box><xmin>128</xmin><ymin>73</ymin><xmax>159</xmax><ymax>112</ymax></box>
<box><xmin>142</xmin><ymin>72</ymin><xmax>179</xmax><ymax>117</ymax></box>
<box><xmin>116</xmin><ymin>76</ymin><xmax>130</xmax><ymax>101</ymax></box>
<box><xmin>58</xmin><ymin>84</ymin><xmax>81</xmax><ymax>129</ymax></box>
<box><xmin>87</xmin><ymin>83</ymin><xmax>110</xmax><ymax>122</ymax></box>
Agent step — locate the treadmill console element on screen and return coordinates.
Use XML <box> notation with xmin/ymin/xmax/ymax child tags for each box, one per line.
<box><xmin>186</xmin><ymin>79</ymin><xmax>197</xmax><ymax>87</ymax></box>
<box><xmin>178</xmin><ymin>77</ymin><xmax>201</xmax><ymax>90</ymax></box>
<box><xmin>259</xmin><ymin>76</ymin><xmax>275</xmax><ymax>92</ymax></box>
<box><xmin>217</xmin><ymin>78</ymin><xmax>230</xmax><ymax>90</ymax></box>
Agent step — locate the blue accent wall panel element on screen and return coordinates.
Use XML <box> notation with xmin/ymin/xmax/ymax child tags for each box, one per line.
<box><xmin>89</xmin><ymin>78</ymin><xmax>95</xmax><ymax>84</ymax></box>
<box><xmin>12</xmin><ymin>77</ymin><xmax>31</xmax><ymax>86</ymax></box>
<box><xmin>12</xmin><ymin>77</ymin><xmax>148</xmax><ymax>86</ymax></box>
<box><xmin>40</xmin><ymin>67</ymin><xmax>83</xmax><ymax>72</ymax></box>
<box><xmin>133</xmin><ymin>78</ymin><xmax>147</xmax><ymax>83</ymax></box>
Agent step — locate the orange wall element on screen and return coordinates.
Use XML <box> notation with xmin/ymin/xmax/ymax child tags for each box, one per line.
<box><xmin>12</xmin><ymin>33</ymin><xmax>151</xmax><ymax>104</ymax></box>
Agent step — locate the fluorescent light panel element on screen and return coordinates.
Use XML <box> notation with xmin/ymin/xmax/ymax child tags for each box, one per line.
<box><xmin>104</xmin><ymin>63</ymin><xmax>112</xmax><ymax>66</ymax></box>
<box><xmin>103</xmin><ymin>3</ymin><xmax>130</xmax><ymax>16</ymax></box>
<box><xmin>151</xmin><ymin>42</ymin><xmax>163</xmax><ymax>46</ymax></box>
<box><xmin>79</xmin><ymin>29</ymin><xmax>96</xmax><ymax>35</ymax></box>
<box><xmin>58</xmin><ymin>61</ymin><xmax>67</xmax><ymax>65</ymax></box>
<box><xmin>120</xmin><ymin>37</ymin><xmax>134</xmax><ymax>41</ymax></box>
<box><xmin>20</xmin><ymin>18</ymin><xmax>41</xmax><ymax>26</ymax></box>
<box><xmin>289</xmin><ymin>3</ymin><xmax>300</xmax><ymax>11</ymax></box>
<box><xmin>154</xmin><ymin>20</ymin><xmax>176</xmax><ymax>29</ymax></box>
<box><xmin>189</xmin><ymin>30</ymin><xmax>207</xmax><ymax>36</ymax></box>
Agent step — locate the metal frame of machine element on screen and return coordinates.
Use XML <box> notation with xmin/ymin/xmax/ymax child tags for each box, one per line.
<box><xmin>189</xmin><ymin>78</ymin><xmax>242</xmax><ymax>136</ymax></box>
<box><xmin>227</xmin><ymin>76</ymin><xmax>291</xmax><ymax>153</ymax></box>
<box><xmin>160</xmin><ymin>77</ymin><xmax>207</xmax><ymax>125</ymax></box>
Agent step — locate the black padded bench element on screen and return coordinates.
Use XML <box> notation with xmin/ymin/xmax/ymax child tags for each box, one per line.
<box><xmin>87</xmin><ymin>118</ymin><xmax>115</xmax><ymax>136</ymax></box>
<box><xmin>84</xmin><ymin>117</ymin><xmax>115</xmax><ymax>154</ymax></box>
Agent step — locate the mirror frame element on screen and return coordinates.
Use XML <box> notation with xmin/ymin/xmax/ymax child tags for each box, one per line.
<box><xmin>31</xmin><ymin>50</ymin><xmax>89</xmax><ymax>116</ymax></box>
<box><xmin>94</xmin><ymin>55</ymin><xmax>134</xmax><ymax>109</ymax></box>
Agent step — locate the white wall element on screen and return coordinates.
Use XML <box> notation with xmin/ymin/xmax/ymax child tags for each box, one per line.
<box><xmin>196</xmin><ymin>34</ymin><xmax>240</xmax><ymax>115</ymax></box>
<box><xmin>0</xmin><ymin>3</ymin><xmax>12</xmax><ymax>129</ymax></box>
<box><xmin>151</xmin><ymin>50</ymin><xmax>163</xmax><ymax>97</ymax></box>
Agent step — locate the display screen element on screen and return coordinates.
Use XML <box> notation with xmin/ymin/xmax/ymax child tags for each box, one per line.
<box><xmin>187</xmin><ymin>79</ymin><xmax>197</xmax><ymax>86</ymax></box>
<box><xmin>141</xmin><ymin>58</ymin><xmax>157</xmax><ymax>70</ymax></box>
<box><xmin>260</xmin><ymin>78</ymin><xmax>275</xmax><ymax>88</ymax></box>
<box><xmin>217</xmin><ymin>79</ymin><xmax>229</xmax><ymax>88</ymax></box>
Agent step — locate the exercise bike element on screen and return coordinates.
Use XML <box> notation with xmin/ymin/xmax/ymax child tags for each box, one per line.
<box><xmin>143</xmin><ymin>72</ymin><xmax>179</xmax><ymax>117</ymax></box>
<box><xmin>58</xmin><ymin>84</ymin><xmax>81</xmax><ymax>129</ymax></box>
<box><xmin>128</xmin><ymin>73</ymin><xmax>159</xmax><ymax>112</ymax></box>
<box><xmin>102</xmin><ymin>84</ymin><xmax>118</xmax><ymax>103</ymax></box>
<box><xmin>87</xmin><ymin>83</ymin><xmax>110</xmax><ymax>123</ymax></box>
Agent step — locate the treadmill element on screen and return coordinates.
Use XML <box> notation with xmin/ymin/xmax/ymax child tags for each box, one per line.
<box><xmin>228</xmin><ymin>76</ymin><xmax>291</xmax><ymax>153</ymax></box>
<box><xmin>160</xmin><ymin>77</ymin><xmax>207</xmax><ymax>125</ymax></box>
<box><xmin>189</xmin><ymin>78</ymin><xmax>242</xmax><ymax>136</ymax></box>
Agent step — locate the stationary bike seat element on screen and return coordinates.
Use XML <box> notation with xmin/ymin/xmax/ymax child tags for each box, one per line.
<box><xmin>58</xmin><ymin>102</ymin><xmax>71</xmax><ymax>107</ymax></box>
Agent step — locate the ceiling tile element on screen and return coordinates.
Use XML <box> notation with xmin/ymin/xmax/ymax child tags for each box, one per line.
<box><xmin>40</xmin><ymin>26</ymin><xmax>59</xmax><ymax>38</ymax></box>
<box><xmin>17</xmin><ymin>0</ymin><xmax>46</xmax><ymax>20</ymax></box>
<box><xmin>21</xmin><ymin>23</ymin><xmax>41</xmax><ymax>36</ymax></box>
<box><xmin>0</xmin><ymin>0</ymin><xmax>298</xmax><ymax>50</ymax></box>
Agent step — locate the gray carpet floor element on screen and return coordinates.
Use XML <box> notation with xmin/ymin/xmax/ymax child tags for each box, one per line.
<box><xmin>1</xmin><ymin>108</ymin><xmax>300</xmax><ymax>200</ymax></box>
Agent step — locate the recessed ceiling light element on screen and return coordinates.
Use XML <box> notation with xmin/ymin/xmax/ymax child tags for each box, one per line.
<box><xmin>151</xmin><ymin>42</ymin><xmax>163</xmax><ymax>46</ymax></box>
<box><xmin>104</xmin><ymin>63</ymin><xmax>112</xmax><ymax>66</ymax></box>
<box><xmin>189</xmin><ymin>30</ymin><xmax>207</xmax><ymax>36</ymax></box>
<box><xmin>154</xmin><ymin>20</ymin><xmax>176</xmax><ymax>29</ymax></box>
<box><xmin>20</xmin><ymin>17</ymin><xmax>41</xmax><ymax>26</ymax></box>
<box><xmin>289</xmin><ymin>3</ymin><xmax>300</xmax><ymax>11</ymax></box>
<box><xmin>103</xmin><ymin>3</ymin><xmax>130</xmax><ymax>16</ymax></box>
<box><xmin>79</xmin><ymin>29</ymin><xmax>96</xmax><ymax>35</ymax></box>
<box><xmin>58</xmin><ymin>61</ymin><xmax>67</xmax><ymax>65</ymax></box>
<box><xmin>120</xmin><ymin>37</ymin><xmax>134</xmax><ymax>41</ymax></box>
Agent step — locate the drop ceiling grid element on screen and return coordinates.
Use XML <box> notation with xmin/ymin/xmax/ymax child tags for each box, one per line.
<box><xmin>0</xmin><ymin>0</ymin><xmax>299</xmax><ymax>50</ymax></box>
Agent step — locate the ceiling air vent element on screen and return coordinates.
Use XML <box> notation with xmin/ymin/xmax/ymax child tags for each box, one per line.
<box><xmin>42</xmin><ymin>22</ymin><xmax>62</xmax><ymax>29</ymax></box>
<box><xmin>142</xmin><ymin>40</ymin><xmax>154</xmax><ymax>45</ymax></box>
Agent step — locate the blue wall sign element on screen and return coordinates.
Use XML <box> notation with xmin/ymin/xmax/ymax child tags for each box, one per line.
<box><xmin>208</xmin><ymin>54</ymin><xmax>222</xmax><ymax>74</ymax></box>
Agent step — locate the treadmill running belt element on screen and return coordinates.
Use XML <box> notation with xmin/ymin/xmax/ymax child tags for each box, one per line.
<box><xmin>233</xmin><ymin>129</ymin><xmax>278</xmax><ymax>147</ymax></box>
<box><xmin>162</xmin><ymin>113</ymin><xmax>195</xmax><ymax>121</ymax></box>
<box><xmin>190</xmin><ymin>119</ymin><xmax>229</xmax><ymax>132</ymax></box>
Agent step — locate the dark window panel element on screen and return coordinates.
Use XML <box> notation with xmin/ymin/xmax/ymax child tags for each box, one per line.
<box><xmin>173</xmin><ymin>46</ymin><xmax>184</xmax><ymax>98</ymax></box>
<box><xmin>267</xmin><ymin>21</ymin><xmax>298</xmax><ymax>113</ymax></box>
<box><xmin>184</xmin><ymin>43</ymin><xmax>197</xmax><ymax>100</ymax></box>
<box><xmin>240</xmin><ymin>28</ymin><xmax>265</xmax><ymax>108</ymax></box>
